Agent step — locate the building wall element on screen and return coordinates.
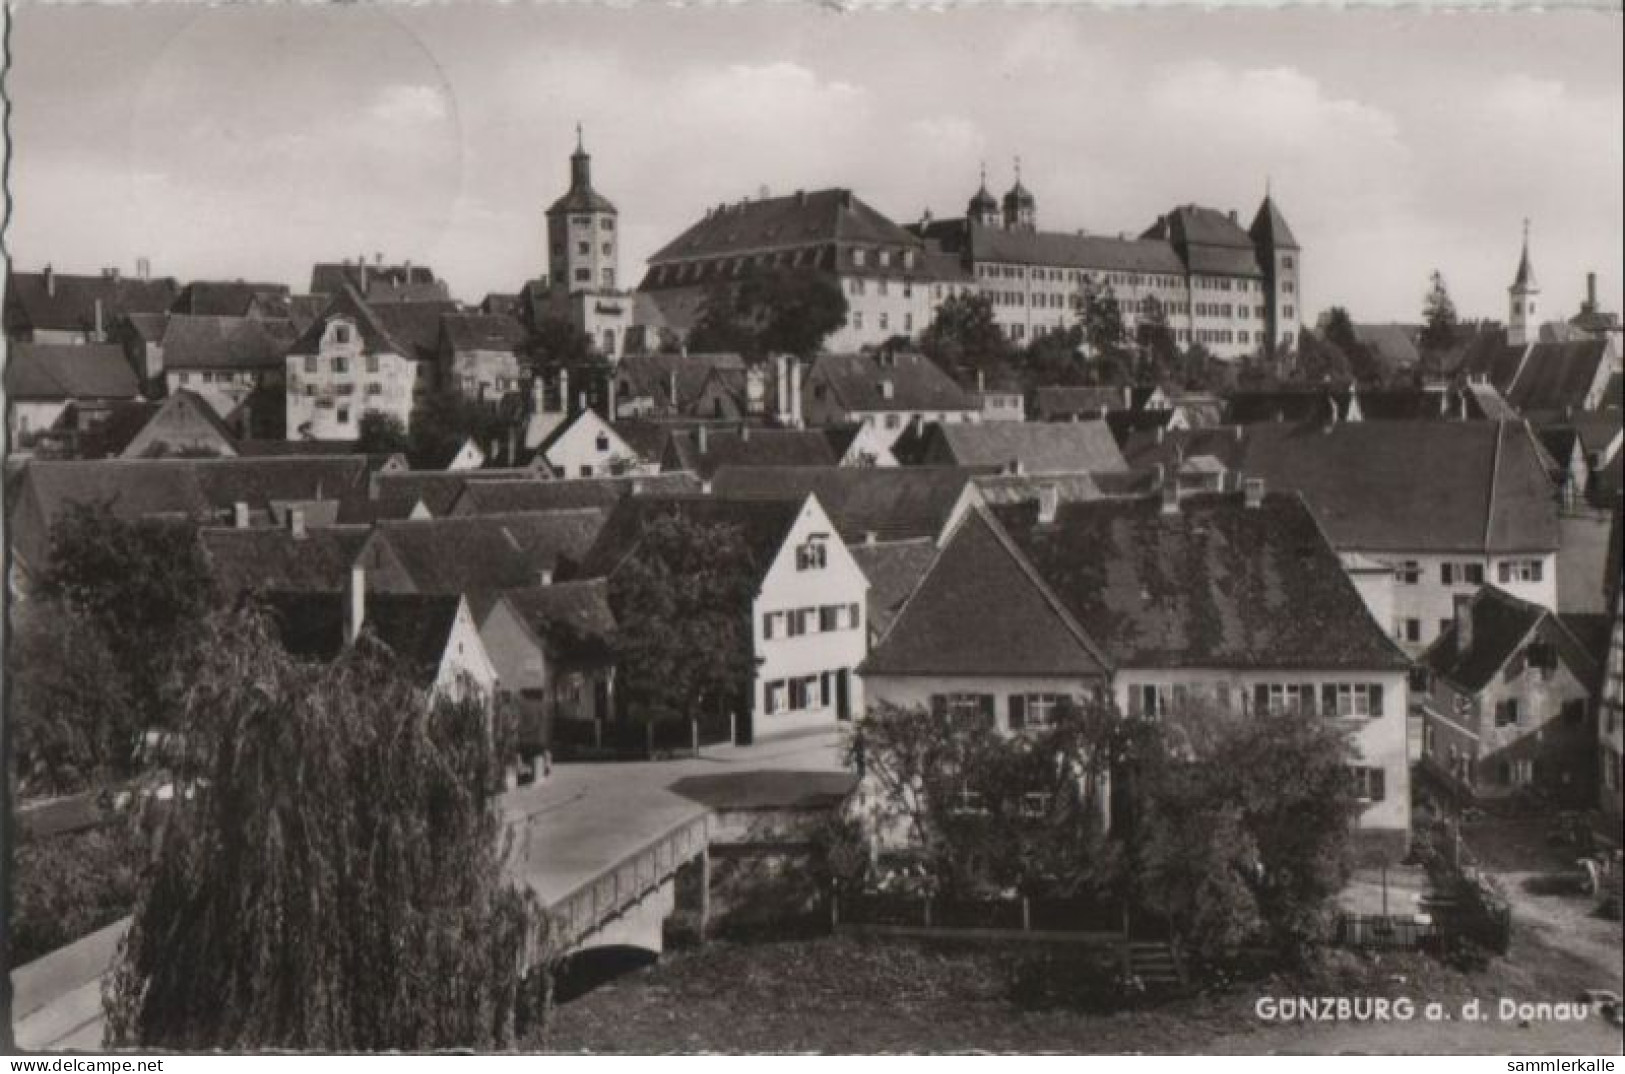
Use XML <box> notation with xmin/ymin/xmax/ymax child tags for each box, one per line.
<box><xmin>548</xmin><ymin>208</ymin><xmax>619</xmax><ymax>293</ymax></box>
<box><xmin>1368</xmin><ymin>551</ymin><xmax>1559</xmax><ymax>655</ymax></box>
<box><xmin>433</xmin><ymin>599</ymin><xmax>501</xmax><ymax>704</ymax></box>
<box><xmin>122</xmin><ymin>399</ymin><xmax>238</xmax><ymax>458</ymax></box>
<box><xmin>542</xmin><ymin>410</ymin><xmax>648</xmax><ymax>478</ymax></box>
<box><xmin>752</xmin><ymin>499</ymin><xmax>870</xmax><ymax>739</ymax></box>
<box><xmin>165</xmin><ymin>369</ymin><xmax>267</xmax><ymax>422</ymax></box>
<box><xmin>443</xmin><ymin>346</ymin><xmax>522</xmax><ymax>403</ymax></box>
<box><xmin>832</xmin><ymin>272</ymin><xmax>937</xmax><ymax>352</ymax></box>
<box><xmin>8</xmin><ymin>401</ymin><xmax>71</xmax><ymax>449</ymax></box>
<box><xmin>1340</xmin><ymin>559</ymin><xmax>1398</xmax><ymax>645</ymax></box>
<box><xmin>1111</xmin><ymin>667</ymin><xmax>1411</xmax><ymax>836</ymax></box>
<box><xmin>285</xmin><ymin>316</ymin><xmax>419</xmax><ymax>440</ymax></box>
<box><xmin>1421</xmin><ymin>633</ymin><xmax>1595</xmax><ymax>804</ymax></box>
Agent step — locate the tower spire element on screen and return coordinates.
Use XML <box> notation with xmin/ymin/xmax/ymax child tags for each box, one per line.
<box><xmin>576</xmin><ymin>122</ymin><xmax>584</xmax><ymax>153</ymax></box>
<box><xmin>1014</xmin><ymin>155</ymin><xmax>1022</xmax><ymax>183</ymax></box>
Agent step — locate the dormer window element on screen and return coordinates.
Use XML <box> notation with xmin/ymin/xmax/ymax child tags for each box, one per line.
<box><xmin>852</xmin><ymin>248</ymin><xmax>867</xmax><ymax>267</ymax></box>
<box><xmin>879</xmin><ymin>250</ymin><xmax>891</xmax><ymax>267</ymax></box>
<box><xmin>880</xmin><ymin>380</ymin><xmax>895</xmax><ymax>401</ymax></box>
<box><xmin>795</xmin><ymin>535</ymin><xmax>829</xmax><ymax>571</ymax></box>
<box><xmin>334</xmin><ymin>325</ymin><xmax>351</xmax><ymax>345</ymax></box>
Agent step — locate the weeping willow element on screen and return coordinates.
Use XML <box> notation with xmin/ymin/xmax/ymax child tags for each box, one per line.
<box><xmin>103</xmin><ymin>606</ymin><xmax>553</xmax><ymax>1051</ymax></box>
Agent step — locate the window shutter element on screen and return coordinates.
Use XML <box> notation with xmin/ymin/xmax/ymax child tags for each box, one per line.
<box><xmin>1321</xmin><ymin>684</ymin><xmax>1338</xmax><ymax>718</ymax></box>
<box><xmin>1009</xmin><ymin>694</ymin><xmax>1027</xmax><ymax>729</ymax></box>
<box><xmin>1370</xmin><ymin>684</ymin><xmax>1384</xmax><ymax>717</ymax></box>
<box><xmin>1299</xmin><ymin>684</ymin><xmax>1315</xmax><ymax>714</ymax></box>
<box><xmin>763</xmin><ymin>613</ymin><xmax>774</xmax><ymax>640</ymax></box>
<box><xmin>980</xmin><ymin>694</ymin><xmax>995</xmax><ymax>728</ymax></box>
<box><xmin>1371</xmin><ymin>767</ymin><xmax>1386</xmax><ymax>802</ymax></box>
<box><xmin>1253</xmin><ymin>684</ymin><xmax>1270</xmax><ymax>715</ymax></box>
<box><xmin>931</xmin><ymin>695</ymin><xmax>946</xmax><ymax>720</ymax></box>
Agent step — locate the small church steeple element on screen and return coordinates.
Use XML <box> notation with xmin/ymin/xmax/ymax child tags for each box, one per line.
<box><xmin>1508</xmin><ymin>218</ymin><xmax>1539</xmax><ymax>348</ymax></box>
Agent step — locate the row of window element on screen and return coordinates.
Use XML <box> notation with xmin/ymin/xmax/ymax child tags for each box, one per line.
<box><xmin>304</xmin><ymin>354</ymin><xmax>383</xmax><ymax>375</ymax></box>
<box><xmin>569</xmin><ymin>215</ymin><xmax>615</xmax><ymax>231</ymax></box>
<box><xmin>304</xmin><ymin>382</ymin><xmax>385</xmax><ymax>397</ymax></box>
<box><xmin>763</xmin><ymin>670</ymin><xmax>843</xmax><ymax>715</ymax></box>
<box><xmin>761</xmin><ymin>603</ymin><xmax>861</xmax><ymax>639</ymax></box>
<box><xmin>850</xmin><ymin>247</ymin><xmax>917</xmax><ymax>270</ymax></box>
<box><xmin>847</xmin><ymin>278</ymin><xmax>914</xmax><ymax>299</ymax></box>
<box><xmin>1130</xmin><ymin>681</ymin><xmax>1387</xmax><ymax>718</ymax></box>
<box><xmin>173</xmin><ymin>370</ymin><xmax>253</xmax><ymax>385</ymax></box>
<box><xmin>1403</xmin><ymin>559</ymin><xmax>1545</xmax><ymax>586</ymax></box>
<box><xmin>847</xmin><ymin>311</ymin><xmax>914</xmax><ymax>334</ymax></box>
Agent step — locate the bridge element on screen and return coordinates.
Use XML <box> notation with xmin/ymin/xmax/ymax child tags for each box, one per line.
<box><xmin>10</xmin><ymin>729</ymin><xmax>851</xmax><ymax>1051</ymax></box>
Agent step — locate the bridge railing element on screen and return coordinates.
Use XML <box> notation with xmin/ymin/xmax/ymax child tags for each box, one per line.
<box><xmin>548</xmin><ymin>813</ymin><xmax>710</xmax><ymax>949</ymax></box>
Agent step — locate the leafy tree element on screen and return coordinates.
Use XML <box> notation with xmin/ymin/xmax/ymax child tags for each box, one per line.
<box><xmin>1021</xmin><ymin>325</ymin><xmax>1088</xmax><ymax>387</ymax></box>
<box><xmin>8</xmin><ymin>598</ymin><xmax>138</xmax><ymax>795</ymax></box>
<box><xmin>1125</xmin><ymin>702</ymin><xmax>1360</xmax><ymax>964</ymax></box>
<box><xmin>408</xmin><ymin>392</ymin><xmax>510</xmax><ymax>469</ymax></box>
<box><xmin>522</xmin><ymin>315</ymin><xmax>597</xmax><ymax>369</ymax></box>
<box><xmin>1080</xmin><ymin>279</ymin><xmax>1132</xmax><ymax>368</ymax></box>
<box><xmin>844</xmin><ymin>698</ymin><xmax>1132</xmax><ymax>901</ymax></box>
<box><xmin>1320</xmin><ymin>306</ymin><xmax>1384</xmax><ymax>383</ymax></box>
<box><xmin>1420</xmin><ymin>270</ymin><xmax>1460</xmax><ymax>356</ymax></box>
<box><xmin>920</xmin><ymin>292</ymin><xmax>1013</xmax><ymax>377</ymax></box>
<box><xmin>42</xmin><ymin>502</ymin><xmax>214</xmax><ymax>733</ymax></box>
<box><xmin>606</xmin><ymin>512</ymin><xmax>759</xmax><ymax>728</ymax></box>
<box><xmin>355</xmin><ymin>410</ymin><xmax>410</xmax><ymax>455</ymax></box>
<box><xmin>1294</xmin><ymin>329</ymin><xmax>1354</xmax><ymax>384</ymax></box>
<box><xmin>1136</xmin><ymin>296</ymin><xmax>1181</xmax><ymax>382</ymax></box>
<box><xmin>104</xmin><ymin>606</ymin><xmax>550</xmax><ymax>1049</ymax></box>
<box><xmin>687</xmin><ymin>267</ymin><xmax>848</xmax><ymax>361</ymax></box>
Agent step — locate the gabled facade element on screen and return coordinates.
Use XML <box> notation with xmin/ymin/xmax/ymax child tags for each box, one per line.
<box><xmin>801</xmin><ymin>351</ymin><xmax>980</xmax><ymax>446</ymax></box>
<box><xmin>284</xmin><ymin>286</ymin><xmax>427</xmax><ymax>441</ymax></box>
<box><xmin>1420</xmin><ymin>585</ymin><xmax>1599</xmax><ymax>805</ymax></box>
<box><xmin>536</xmin><ymin>408</ymin><xmax>651</xmax><ymax>478</ymax></box>
<box><xmin>106</xmin><ymin>390</ymin><xmax>239</xmax><ymax>459</ymax></box>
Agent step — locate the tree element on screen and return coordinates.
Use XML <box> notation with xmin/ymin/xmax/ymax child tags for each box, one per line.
<box><xmin>844</xmin><ymin>698</ymin><xmax>1131</xmax><ymax>901</ymax></box>
<box><xmin>408</xmin><ymin>392</ymin><xmax>510</xmax><ymax>469</ymax></box>
<box><xmin>355</xmin><ymin>410</ymin><xmax>409</xmax><ymax>455</ymax></box>
<box><xmin>1021</xmin><ymin>326</ymin><xmax>1087</xmax><ymax>387</ymax></box>
<box><xmin>1293</xmin><ymin>329</ymin><xmax>1354</xmax><ymax>384</ymax></box>
<box><xmin>42</xmin><ymin>502</ymin><xmax>215</xmax><ymax>733</ymax></box>
<box><xmin>522</xmin><ymin>315</ymin><xmax>597</xmax><ymax>370</ymax></box>
<box><xmin>1136</xmin><ymin>296</ymin><xmax>1181</xmax><ymax>382</ymax></box>
<box><xmin>1080</xmin><ymin>279</ymin><xmax>1131</xmax><ymax>368</ymax></box>
<box><xmin>1420</xmin><ymin>270</ymin><xmax>1460</xmax><ymax>356</ymax></box>
<box><xmin>920</xmin><ymin>292</ymin><xmax>1013</xmax><ymax>377</ymax></box>
<box><xmin>606</xmin><ymin>512</ymin><xmax>760</xmax><ymax>727</ymax></box>
<box><xmin>9</xmin><ymin>598</ymin><xmax>138</xmax><ymax>795</ymax></box>
<box><xmin>1125</xmin><ymin>702</ymin><xmax>1360</xmax><ymax>964</ymax></box>
<box><xmin>1320</xmin><ymin>306</ymin><xmax>1383</xmax><ymax>383</ymax></box>
<box><xmin>687</xmin><ymin>267</ymin><xmax>848</xmax><ymax>361</ymax></box>
<box><xmin>103</xmin><ymin>606</ymin><xmax>551</xmax><ymax>1049</ymax></box>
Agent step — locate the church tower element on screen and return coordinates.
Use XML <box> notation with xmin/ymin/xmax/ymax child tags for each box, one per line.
<box><xmin>1507</xmin><ymin>220</ymin><xmax>1539</xmax><ymax>348</ymax></box>
<box><xmin>546</xmin><ymin>126</ymin><xmax>620</xmax><ymax>294</ymax></box>
<box><xmin>1002</xmin><ymin>157</ymin><xmax>1036</xmax><ymax>232</ymax></box>
<box><xmin>1248</xmin><ymin>184</ymin><xmax>1302</xmax><ymax>359</ymax></box>
<box><xmin>966</xmin><ymin>165</ymin><xmax>1000</xmax><ymax>229</ymax></box>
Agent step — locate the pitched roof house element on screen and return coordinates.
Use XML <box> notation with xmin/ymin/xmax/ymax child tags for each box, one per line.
<box><xmin>801</xmin><ymin>351</ymin><xmax>979</xmax><ymax>443</ymax></box>
<box><xmin>5</xmin><ymin>343</ymin><xmax>144</xmax><ymax>450</ymax></box>
<box><xmin>706</xmin><ymin>465</ymin><xmax>980</xmax><ymax>545</ymax></box>
<box><xmin>1419</xmin><ymin>584</ymin><xmax>1600</xmax><ymax>805</ymax></box>
<box><xmin>202</xmin><ymin>523</ymin><xmax>372</xmax><ymax>599</ymax></box>
<box><xmin>90</xmin><ymin>390</ymin><xmax>240</xmax><ymax>459</ymax></box>
<box><xmin>862</xmin><ymin>490</ymin><xmax>1412</xmax><ymax>853</ymax></box>
<box><xmin>354</xmin><ymin>510</ymin><xmax>608</xmax><ymax>595</ymax></box>
<box><xmin>5</xmin><ymin>267</ymin><xmax>179</xmax><ymax>343</ymax></box>
<box><xmin>660</xmin><ymin>426</ymin><xmax>840</xmax><ymax>479</ymax></box>
<box><xmin>448</xmin><ymin>472</ymin><xmax>702</xmax><ymax>516</ymax></box>
<box><xmin>906</xmin><ymin>419</ymin><xmax>1128</xmax><ymax>475</ymax></box>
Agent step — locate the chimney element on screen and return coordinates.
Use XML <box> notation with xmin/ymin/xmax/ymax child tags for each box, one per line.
<box><xmin>788</xmin><ymin>357</ymin><xmax>803</xmax><ymax>427</ymax></box>
<box><xmin>1161</xmin><ymin>481</ymin><xmax>1180</xmax><ymax>515</ymax></box>
<box><xmin>358</xmin><ymin>256</ymin><xmax>367</xmax><ymax>292</ymax></box>
<box><xmin>577</xmin><ymin>391</ymin><xmax>588</xmax><ymax>414</ymax></box>
<box><xmin>1155</xmin><ymin>425</ymin><xmax>1165</xmax><ymax>445</ymax></box>
<box><xmin>233</xmin><ymin>501</ymin><xmax>250</xmax><ymax>529</ymax></box>
<box><xmin>1453</xmin><ymin>593</ymin><xmax>1475</xmax><ymax>657</ymax></box>
<box><xmin>531</xmin><ymin>375</ymin><xmax>546</xmax><ymax>414</ymax></box>
<box><xmin>1038</xmin><ymin>482</ymin><xmax>1059</xmax><ymax>525</ymax></box>
<box><xmin>1123</xmin><ymin>384</ymin><xmax>1133</xmax><ymax>410</ymax></box>
<box><xmin>94</xmin><ymin>299</ymin><xmax>104</xmax><ymax>340</ymax></box>
<box><xmin>1152</xmin><ymin>462</ymin><xmax>1165</xmax><ymax>488</ymax></box>
<box><xmin>740</xmin><ymin>423</ymin><xmax>751</xmax><ymax>442</ymax></box>
<box><xmin>1233</xmin><ymin>423</ymin><xmax>1243</xmax><ymax>443</ymax></box>
<box><xmin>1243</xmin><ymin>477</ymin><xmax>1265</xmax><ymax>509</ymax></box>
<box><xmin>537</xmin><ymin>567</ymin><xmax>554</xmax><ymax>586</ymax></box>
<box><xmin>697</xmin><ymin>424</ymin><xmax>709</xmax><ymax>454</ymax></box>
<box><xmin>374</xmin><ymin>252</ymin><xmax>383</xmax><ymax>266</ymax></box>
<box><xmin>608</xmin><ymin>375</ymin><xmax>618</xmax><ymax>418</ymax></box>
<box><xmin>1586</xmin><ymin>271</ymin><xmax>1598</xmax><ymax>312</ymax></box>
<box><xmin>558</xmin><ymin>366</ymin><xmax>570</xmax><ymax>413</ymax></box>
<box><xmin>668</xmin><ymin>368</ymin><xmax>679</xmax><ymax>408</ymax></box>
<box><xmin>43</xmin><ymin>263</ymin><xmax>56</xmax><ymax>297</ymax></box>
<box><xmin>701</xmin><ymin>478</ymin><xmax>713</xmax><ymax>495</ymax></box>
<box><xmin>796</xmin><ymin>190</ymin><xmax>807</xmax><ymax>207</ymax></box>
<box><xmin>863</xmin><ymin>530</ymin><xmax>879</xmax><ymax>545</ymax></box>
<box><xmin>289</xmin><ymin>507</ymin><xmax>307</xmax><ymax>540</ymax></box>
<box><xmin>345</xmin><ymin>566</ymin><xmax>366</xmax><ymax>644</ymax></box>
<box><xmin>977</xmin><ymin>368</ymin><xmax>986</xmax><ymax>393</ymax></box>
<box><xmin>136</xmin><ymin>257</ymin><xmax>150</xmax><ymax>281</ymax></box>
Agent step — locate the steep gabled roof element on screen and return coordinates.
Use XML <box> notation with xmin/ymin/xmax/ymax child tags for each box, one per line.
<box><xmin>707</xmin><ymin>465</ymin><xmax>975</xmax><ymax>543</ymax></box>
<box><xmin>262</xmin><ymin>590</ymin><xmax>462</xmax><ymax>685</ymax></box>
<box><xmin>449</xmin><ymin>472</ymin><xmax>702</xmax><ymax>516</ymax></box>
<box><xmin>808</xmin><ymin>351</ymin><xmax>977</xmax><ymax>415</ymax></box>
<box><xmin>308</xmin><ymin>261</ymin><xmax>440</xmax><ymax>297</ymax></box>
<box><xmin>369</xmin><ymin>468</ymin><xmax>547</xmax><ymax>518</ymax></box>
<box><xmin>992</xmin><ymin>492</ymin><xmax>1409</xmax><ymax>671</ymax></box>
<box><xmin>648</xmin><ymin>188</ymin><xmax>921</xmax><ymax>264</ymax></box>
<box><xmin>614</xmin><ymin>352</ymin><xmax>746</xmax><ymax>415</ymax></box>
<box><xmin>847</xmin><ymin>538</ymin><xmax>938</xmax><ymax>639</ymax></box>
<box><xmin>159</xmin><ymin>315</ymin><xmax>295</xmax><ymax>370</ymax></box>
<box><xmin>4</xmin><ymin>343</ymin><xmax>141</xmax><ymax>400</ymax></box>
<box><xmin>93</xmin><ymin>390</ymin><xmax>239</xmax><ymax>458</ymax></box>
<box><xmin>371</xmin><ymin>510</ymin><xmax>607</xmax><ymax>593</ymax></box>
<box><xmin>924</xmin><ymin>420</ymin><xmax>1128</xmax><ymax>475</ymax></box>
<box><xmin>202</xmin><ymin>524</ymin><xmax>371</xmax><ymax>598</ymax></box>
<box><xmin>663</xmin><ymin>427</ymin><xmax>838</xmax><ymax>479</ymax></box>
<box><xmin>1142</xmin><ymin>204</ymin><xmax>1267</xmax><ymax>277</ymax></box>
<box><xmin>170</xmin><ymin>281</ymin><xmax>291</xmax><ymax>317</ymax></box>
<box><xmin>440</xmin><ymin>312</ymin><xmax>527</xmax><ymax>353</ymax></box>
<box><xmin>1423</xmin><ymin>585</ymin><xmax>1596</xmax><ymax>694</ymax></box>
<box><xmin>861</xmin><ymin>508</ymin><xmax>1110</xmax><ymax>677</ymax></box>
<box><xmin>5</xmin><ymin>269</ymin><xmax>179</xmax><ymax>336</ymax></box>
<box><xmin>574</xmin><ymin>494</ymin><xmax>806</xmax><ymax>581</ymax></box>
<box><xmin>286</xmin><ymin>284</ymin><xmax>409</xmax><ymax>358</ymax></box>
<box><xmin>373</xmin><ymin>302</ymin><xmax>460</xmax><ymax>362</ymax></box>
<box><xmin>491</xmin><ymin>580</ymin><xmax>617</xmax><ymax>665</ymax></box>
<box><xmin>1247</xmin><ymin>195</ymin><xmax>1300</xmax><ymax>251</ymax></box>
<box><xmin>1503</xmin><ymin>339</ymin><xmax>1611</xmax><ymax>414</ymax></box>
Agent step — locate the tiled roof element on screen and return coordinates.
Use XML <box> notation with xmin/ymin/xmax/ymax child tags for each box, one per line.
<box><xmin>308</xmin><ymin>261</ymin><xmax>440</xmax><ymax>297</ymax></box>
<box><xmin>441</xmin><ymin>312</ymin><xmax>526</xmax><ymax>353</ymax></box>
<box><xmin>1247</xmin><ymin>195</ymin><xmax>1300</xmax><ymax>251</ymax></box>
<box><xmin>847</xmin><ymin>538</ymin><xmax>937</xmax><ymax>639</ymax></box>
<box><xmin>4</xmin><ymin>343</ymin><xmax>140</xmax><ymax>400</ymax></box>
<box><xmin>449</xmin><ymin>472</ymin><xmax>702</xmax><ymax>516</ymax></box>
<box><xmin>1502</xmin><ymin>339</ymin><xmax>1611</xmax><ymax>414</ymax></box>
<box><xmin>609</xmin><ymin>420</ymin><xmax>677</xmax><ymax>463</ymax></box>
<box><xmin>203</xmin><ymin>524</ymin><xmax>371</xmax><ymax>598</ymax></box>
<box><xmin>574</xmin><ymin>495</ymin><xmax>805</xmax><ymax>581</ymax></box>
<box><xmin>993</xmin><ymin>492</ymin><xmax>1409</xmax><ymax>671</ymax></box>
<box><xmin>5</xmin><ymin>270</ymin><xmax>179</xmax><ymax>335</ymax></box>
<box><xmin>287</xmin><ymin>285</ymin><xmax>406</xmax><ymax>358</ymax></box>
<box><xmin>1423</xmin><ymin>585</ymin><xmax>1575</xmax><ymax>693</ymax></box>
<box><xmin>922</xmin><ymin>420</ymin><xmax>1128</xmax><ymax>474</ymax></box>
<box><xmin>862</xmin><ymin>508</ymin><xmax>1110</xmax><ymax>677</ymax></box>
<box><xmin>1034</xmin><ymin>385</ymin><xmax>1129</xmax><ymax>420</ymax></box>
<box><xmin>648</xmin><ymin>188</ymin><xmax>921</xmax><ymax>265</ymax></box>
<box><xmin>1351</xmin><ymin>323</ymin><xmax>1421</xmax><ymax>370</ymax></box>
<box><xmin>707</xmin><ymin>465</ymin><xmax>974</xmax><ymax>543</ymax></box>
<box><xmin>159</xmin><ymin>315</ymin><xmax>295</xmax><ymax>370</ymax></box>
<box><xmin>917</xmin><ymin>218</ymin><xmax>1187</xmax><ymax>275</ymax></box>
<box><xmin>808</xmin><ymin>351</ymin><xmax>977</xmax><ymax>415</ymax></box>
<box><xmin>262</xmin><ymin>590</ymin><xmax>461</xmax><ymax>685</ymax></box>
<box><xmin>123</xmin><ymin>312</ymin><xmax>170</xmax><ymax>344</ymax></box>
<box><xmin>89</xmin><ymin>391</ymin><xmax>238</xmax><ymax>459</ymax></box>
<box><xmin>1141</xmin><ymin>204</ymin><xmax>1267</xmax><ymax>277</ymax></box>
<box><xmin>1224</xmin><ymin>387</ymin><xmax>1475</xmax><ymax>425</ymax></box>
<box><xmin>368</xmin><ymin>468</ymin><xmax>544</xmax><ymax>517</ymax></box>
<box><xmin>1125</xmin><ymin>420</ymin><xmax>1560</xmax><ymax>554</ymax></box>
<box><xmin>372</xmin><ymin>510</ymin><xmax>607</xmax><ymax>593</ymax></box>
<box><xmin>663</xmin><ymin>427</ymin><xmax>838</xmax><ymax>479</ymax></box>
<box><xmin>373</xmin><ymin>302</ymin><xmax>460</xmax><ymax>362</ymax></box>
<box><xmin>170</xmin><ymin>281</ymin><xmax>291</xmax><ymax>317</ymax></box>
<box><xmin>973</xmin><ymin>471</ymin><xmax>1109</xmax><ymax>506</ymax></box>
<box><xmin>493</xmin><ymin>580</ymin><xmax>617</xmax><ymax>665</ymax></box>
<box><xmin>614</xmin><ymin>352</ymin><xmax>746</xmax><ymax>415</ymax></box>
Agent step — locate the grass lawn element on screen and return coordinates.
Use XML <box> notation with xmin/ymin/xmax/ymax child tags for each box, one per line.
<box><xmin>538</xmin><ymin>931</ymin><xmax>1625</xmax><ymax>1054</ymax></box>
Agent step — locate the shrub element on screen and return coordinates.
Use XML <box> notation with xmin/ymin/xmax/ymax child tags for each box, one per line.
<box><xmin>10</xmin><ymin>822</ymin><xmax>144</xmax><ymax>968</ymax></box>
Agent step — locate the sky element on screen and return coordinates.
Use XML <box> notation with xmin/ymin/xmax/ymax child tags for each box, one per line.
<box><xmin>5</xmin><ymin>5</ymin><xmax>1622</xmax><ymax>324</ymax></box>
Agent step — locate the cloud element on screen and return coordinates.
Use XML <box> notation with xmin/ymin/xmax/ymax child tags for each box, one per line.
<box><xmin>368</xmin><ymin>83</ymin><xmax>451</xmax><ymax>126</ymax></box>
